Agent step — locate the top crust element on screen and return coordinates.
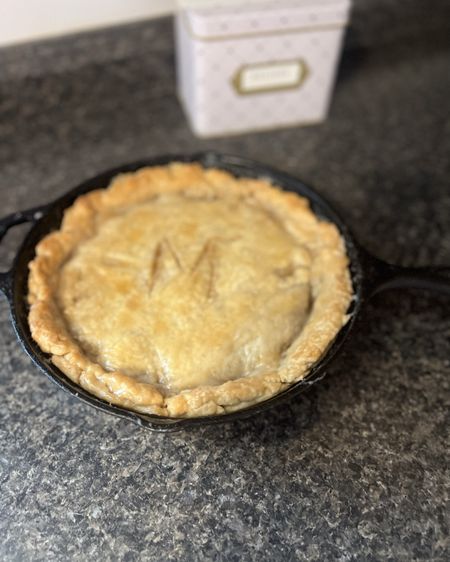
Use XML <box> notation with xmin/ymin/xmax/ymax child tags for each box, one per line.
<box><xmin>28</xmin><ymin>163</ymin><xmax>352</xmax><ymax>418</ymax></box>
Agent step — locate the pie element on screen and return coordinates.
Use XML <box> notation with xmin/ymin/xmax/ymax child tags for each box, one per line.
<box><xmin>28</xmin><ymin>163</ymin><xmax>352</xmax><ymax>418</ymax></box>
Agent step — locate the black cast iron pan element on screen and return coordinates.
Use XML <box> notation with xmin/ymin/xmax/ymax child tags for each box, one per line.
<box><xmin>1</xmin><ymin>152</ymin><xmax>449</xmax><ymax>432</ymax></box>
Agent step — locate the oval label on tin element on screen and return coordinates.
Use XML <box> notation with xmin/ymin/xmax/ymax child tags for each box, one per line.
<box><xmin>232</xmin><ymin>59</ymin><xmax>309</xmax><ymax>95</ymax></box>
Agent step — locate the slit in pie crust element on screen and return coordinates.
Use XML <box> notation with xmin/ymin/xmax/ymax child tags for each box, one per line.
<box><xmin>28</xmin><ymin>163</ymin><xmax>352</xmax><ymax>418</ymax></box>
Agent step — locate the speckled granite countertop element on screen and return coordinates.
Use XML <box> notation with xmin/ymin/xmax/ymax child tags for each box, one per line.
<box><xmin>1</xmin><ymin>3</ymin><xmax>449</xmax><ymax>561</ymax></box>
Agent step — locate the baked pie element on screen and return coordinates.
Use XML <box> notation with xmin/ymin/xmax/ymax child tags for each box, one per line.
<box><xmin>28</xmin><ymin>163</ymin><xmax>352</xmax><ymax>417</ymax></box>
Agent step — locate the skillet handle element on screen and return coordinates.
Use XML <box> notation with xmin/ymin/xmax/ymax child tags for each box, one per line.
<box><xmin>362</xmin><ymin>252</ymin><xmax>450</xmax><ymax>297</ymax></box>
<box><xmin>0</xmin><ymin>206</ymin><xmax>49</xmax><ymax>298</ymax></box>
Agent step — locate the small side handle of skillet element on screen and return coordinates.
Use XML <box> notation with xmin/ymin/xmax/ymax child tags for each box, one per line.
<box><xmin>0</xmin><ymin>205</ymin><xmax>50</xmax><ymax>299</ymax></box>
<box><xmin>361</xmin><ymin>250</ymin><xmax>450</xmax><ymax>298</ymax></box>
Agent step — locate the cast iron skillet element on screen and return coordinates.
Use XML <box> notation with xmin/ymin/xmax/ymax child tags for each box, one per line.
<box><xmin>1</xmin><ymin>152</ymin><xmax>449</xmax><ymax>432</ymax></box>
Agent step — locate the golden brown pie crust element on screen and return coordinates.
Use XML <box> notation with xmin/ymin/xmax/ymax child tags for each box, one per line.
<box><xmin>28</xmin><ymin>163</ymin><xmax>352</xmax><ymax>418</ymax></box>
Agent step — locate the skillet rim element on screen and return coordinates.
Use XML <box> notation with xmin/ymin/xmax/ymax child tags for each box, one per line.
<box><xmin>6</xmin><ymin>151</ymin><xmax>365</xmax><ymax>432</ymax></box>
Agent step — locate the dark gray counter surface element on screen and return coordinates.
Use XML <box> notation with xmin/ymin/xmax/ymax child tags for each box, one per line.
<box><xmin>1</xmin><ymin>5</ymin><xmax>449</xmax><ymax>561</ymax></box>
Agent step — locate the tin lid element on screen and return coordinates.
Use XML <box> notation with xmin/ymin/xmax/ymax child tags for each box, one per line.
<box><xmin>180</xmin><ymin>1</ymin><xmax>352</xmax><ymax>40</ymax></box>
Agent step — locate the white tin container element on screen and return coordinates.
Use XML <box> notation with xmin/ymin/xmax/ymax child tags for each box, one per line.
<box><xmin>175</xmin><ymin>0</ymin><xmax>351</xmax><ymax>137</ymax></box>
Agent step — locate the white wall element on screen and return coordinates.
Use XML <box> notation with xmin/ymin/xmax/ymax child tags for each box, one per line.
<box><xmin>0</xmin><ymin>0</ymin><xmax>176</xmax><ymax>47</ymax></box>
